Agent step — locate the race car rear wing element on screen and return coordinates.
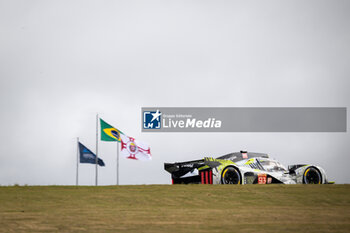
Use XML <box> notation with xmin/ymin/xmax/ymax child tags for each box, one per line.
<box><xmin>165</xmin><ymin>159</ymin><xmax>214</xmax><ymax>184</ymax></box>
<box><xmin>164</xmin><ymin>159</ymin><xmax>205</xmax><ymax>178</ymax></box>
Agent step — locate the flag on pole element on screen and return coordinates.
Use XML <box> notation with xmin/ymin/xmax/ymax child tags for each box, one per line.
<box><xmin>78</xmin><ymin>142</ymin><xmax>105</xmax><ymax>166</ymax></box>
<box><xmin>120</xmin><ymin>134</ymin><xmax>151</xmax><ymax>160</ymax></box>
<box><xmin>100</xmin><ymin>118</ymin><xmax>123</xmax><ymax>142</ymax></box>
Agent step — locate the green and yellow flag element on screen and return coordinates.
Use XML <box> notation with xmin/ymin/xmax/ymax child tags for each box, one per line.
<box><xmin>100</xmin><ymin>118</ymin><xmax>123</xmax><ymax>142</ymax></box>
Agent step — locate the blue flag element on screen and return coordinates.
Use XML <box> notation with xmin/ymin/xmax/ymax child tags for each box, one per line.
<box><xmin>78</xmin><ymin>142</ymin><xmax>105</xmax><ymax>166</ymax></box>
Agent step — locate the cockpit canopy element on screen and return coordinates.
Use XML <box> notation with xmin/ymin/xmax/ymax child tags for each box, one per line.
<box><xmin>258</xmin><ymin>158</ymin><xmax>287</xmax><ymax>172</ymax></box>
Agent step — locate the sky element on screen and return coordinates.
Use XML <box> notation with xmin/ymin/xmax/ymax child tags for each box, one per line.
<box><xmin>0</xmin><ymin>0</ymin><xmax>349</xmax><ymax>185</ymax></box>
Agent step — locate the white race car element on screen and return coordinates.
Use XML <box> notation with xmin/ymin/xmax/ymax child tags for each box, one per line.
<box><xmin>164</xmin><ymin>151</ymin><xmax>331</xmax><ymax>184</ymax></box>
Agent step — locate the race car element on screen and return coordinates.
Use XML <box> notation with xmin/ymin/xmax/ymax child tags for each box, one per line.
<box><xmin>164</xmin><ymin>151</ymin><xmax>331</xmax><ymax>184</ymax></box>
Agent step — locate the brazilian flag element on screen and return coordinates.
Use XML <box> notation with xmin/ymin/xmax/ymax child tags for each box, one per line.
<box><xmin>100</xmin><ymin>118</ymin><xmax>123</xmax><ymax>142</ymax></box>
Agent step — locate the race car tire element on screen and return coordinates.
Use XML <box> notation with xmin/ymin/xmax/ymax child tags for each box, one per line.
<box><xmin>303</xmin><ymin>167</ymin><xmax>322</xmax><ymax>184</ymax></box>
<box><xmin>221</xmin><ymin>166</ymin><xmax>241</xmax><ymax>184</ymax></box>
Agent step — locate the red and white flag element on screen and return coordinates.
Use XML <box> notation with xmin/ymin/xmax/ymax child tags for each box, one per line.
<box><xmin>120</xmin><ymin>134</ymin><xmax>151</xmax><ymax>160</ymax></box>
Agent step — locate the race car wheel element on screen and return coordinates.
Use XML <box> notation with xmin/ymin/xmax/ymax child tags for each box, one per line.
<box><xmin>221</xmin><ymin>166</ymin><xmax>241</xmax><ymax>184</ymax></box>
<box><xmin>303</xmin><ymin>167</ymin><xmax>322</xmax><ymax>184</ymax></box>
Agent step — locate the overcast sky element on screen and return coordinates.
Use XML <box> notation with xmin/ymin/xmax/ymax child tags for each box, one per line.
<box><xmin>0</xmin><ymin>0</ymin><xmax>349</xmax><ymax>185</ymax></box>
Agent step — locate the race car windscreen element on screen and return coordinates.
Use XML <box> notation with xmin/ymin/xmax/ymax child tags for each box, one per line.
<box><xmin>259</xmin><ymin>159</ymin><xmax>287</xmax><ymax>172</ymax></box>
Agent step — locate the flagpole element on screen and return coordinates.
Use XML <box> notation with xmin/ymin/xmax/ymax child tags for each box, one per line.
<box><xmin>76</xmin><ymin>137</ymin><xmax>79</xmax><ymax>186</ymax></box>
<box><xmin>117</xmin><ymin>142</ymin><xmax>119</xmax><ymax>185</ymax></box>
<box><xmin>95</xmin><ymin>114</ymin><xmax>99</xmax><ymax>186</ymax></box>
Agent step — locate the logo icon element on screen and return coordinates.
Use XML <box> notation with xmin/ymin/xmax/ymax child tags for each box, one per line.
<box><xmin>143</xmin><ymin>110</ymin><xmax>162</xmax><ymax>129</ymax></box>
<box><xmin>127</xmin><ymin>140</ymin><xmax>138</xmax><ymax>154</ymax></box>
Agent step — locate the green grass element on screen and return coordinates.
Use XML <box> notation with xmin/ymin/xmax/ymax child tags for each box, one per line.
<box><xmin>0</xmin><ymin>185</ymin><xmax>349</xmax><ymax>232</ymax></box>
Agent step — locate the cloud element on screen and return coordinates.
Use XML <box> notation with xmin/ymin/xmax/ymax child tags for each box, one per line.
<box><xmin>0</xmin><ymin>0</ymin><xmax>349</xmax><ymax>185</ymax></box>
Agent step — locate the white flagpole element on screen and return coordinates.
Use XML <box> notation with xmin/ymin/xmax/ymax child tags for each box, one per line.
<box><xmin>117</xmin><ymin>142</ymin><xmax>119</xmax><ymax>185</ymax></box>
<box><xmin>95</xmin><ymin>114</ymin><xmax>99</xmax><ymax>186</ymax></box>
<box><xmin>76</xmin><ymin>137</ymin><xmax>79</xmax><ymax>186</ymax></box>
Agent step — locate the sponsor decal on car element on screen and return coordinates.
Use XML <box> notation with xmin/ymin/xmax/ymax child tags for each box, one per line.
<box><xmin>267</xmin><ymin>177</ymin><xmax>272</xmax><ymax>184</ymax></box>
<box><xmin>258</xmin><ymin>174</ymin><xmax>267</xmax><ymax>184</ymax></box>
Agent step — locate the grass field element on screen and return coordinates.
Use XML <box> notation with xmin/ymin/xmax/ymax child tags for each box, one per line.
<box><xmin>0</xmin><ymin>185</ymin><xmax>349</xmax><ymax>233</ymax></box>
